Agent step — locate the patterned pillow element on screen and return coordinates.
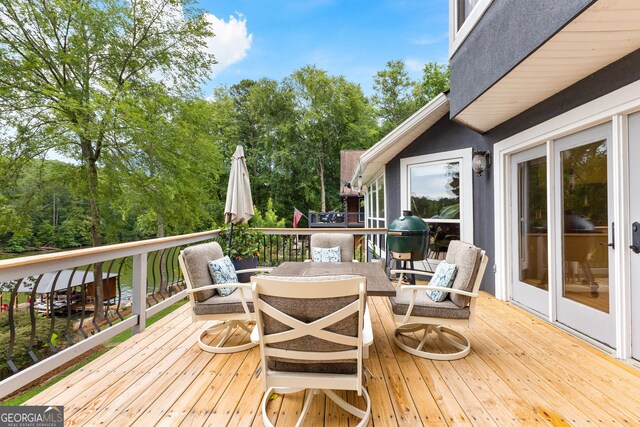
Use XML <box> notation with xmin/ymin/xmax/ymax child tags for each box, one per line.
<box><xmin>426</xmin><ymin>260</ymin><xmax>458</xmax><ymax>302</ymax></box>
<box><xmin>207</xmin><ymin>256</ymin><xmax>238</xmax><ymax>297</ymax></box>
<box><xmin>312</xmin><ymin>246</ymin><xmax>342</xmax><ymax>263</ymax></box>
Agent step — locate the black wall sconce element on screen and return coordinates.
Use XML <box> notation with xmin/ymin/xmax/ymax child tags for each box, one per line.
<box><xmin>472</xmin><ymin>151</ymin><xmax>492</xmax><ymax>176</ymax></box>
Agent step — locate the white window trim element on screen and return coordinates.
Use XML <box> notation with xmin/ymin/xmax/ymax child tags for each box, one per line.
<box><xmin>494</xmin><ymin>78</ymin><xmax>640</xmax><ymax>360</ymax></box>
<box><xmin>365</xmin><ymin>169</ymin><xmax>387</xmax><ymax>259</ymax></box>
<box><xmin>400</xmin><ymin>148</ymin><xmax>474</xmax><ymax>245</ymax></box>
<box><xmin>449</xmin><ymin>0</ymin><xmax>494</xmax><ymax>58</ymax></box>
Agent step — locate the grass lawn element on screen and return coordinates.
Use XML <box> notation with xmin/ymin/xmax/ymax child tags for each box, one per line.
<box><xmin>0</xmin><ymin>297</ymin><xmax>188</xmax><ymax>406</ymax></box>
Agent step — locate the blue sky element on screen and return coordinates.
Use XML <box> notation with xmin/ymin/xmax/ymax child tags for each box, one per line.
<box><xmin>196</xmin><ymin>0</ymin><xmax>450</xmax><ymax>97</ymax></box>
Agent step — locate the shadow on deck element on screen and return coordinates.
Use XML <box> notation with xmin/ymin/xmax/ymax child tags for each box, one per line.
<box><xmin>26</xmin><ymin>293</ymin><xmax>640</xmax><ymax>426</ymax></box>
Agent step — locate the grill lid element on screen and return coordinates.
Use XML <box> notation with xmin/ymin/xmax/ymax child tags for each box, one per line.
<box><xmin>388</xmin><ymin>210</ymin><xmax>428</xmax><ymax>235</ymax></box>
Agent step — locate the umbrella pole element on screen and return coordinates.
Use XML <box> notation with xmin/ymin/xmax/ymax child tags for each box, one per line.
<box><xmin>228</xmin><ymin>222</ymin><xmax>234</xmax><ymax>257</ymax></box>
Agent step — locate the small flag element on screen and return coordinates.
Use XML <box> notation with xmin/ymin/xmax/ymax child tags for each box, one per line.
<box><xmin>293</xmin><ymin>208</ymin><xmax>303</xmax><ymax>228</ymax></box>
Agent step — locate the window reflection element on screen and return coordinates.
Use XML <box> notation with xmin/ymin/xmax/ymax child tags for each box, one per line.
<box><xmin>517</xmin><ymin>156</ymin><xmax>548</xmax><ymax>290</ymax></box>
<box><xmin>409</xmin><ymin>162</ymin><xmax>460</xmax><ymax>220</ymax></box>
<box><xmin>561</xmin><ymin>139</ymin><xmax>609</xmax><ymax>313</ymax></box>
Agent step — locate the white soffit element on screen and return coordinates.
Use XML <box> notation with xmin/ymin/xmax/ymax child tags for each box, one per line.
<box><xmin>455</xmin><ymin>0</ymin><xmax>640</xmax><ymax>133</ymax></box>
<box><xmin>353</xmin><ymin>93</ymin><xmax>450</xmax><ymax>184</ymax></box>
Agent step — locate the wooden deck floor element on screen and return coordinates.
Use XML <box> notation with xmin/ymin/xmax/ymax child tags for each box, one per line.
<box><xmin>26</xmin><ymin>293</ymin><xmax>640</xmax><ymax>426</ymax></box>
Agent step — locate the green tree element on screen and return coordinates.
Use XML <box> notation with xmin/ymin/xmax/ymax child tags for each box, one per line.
<box><xmin>371</xmin><ymin>60</ymin><xmax>416</xmax><ymax>136</ymax></box>
<box><xmin>413</xmin><ymin>61</ymin><xmax>450</xmax><ymax>106</ymax></box>
<box><xmin>0</xmin><ymin>0</ymin><xmax>215</xmax><ymax>319</ymax></box>
<box><xmin>285</xmin><ymin>66</ymin><xmax>376</xmax><ymax>212</ymax></box>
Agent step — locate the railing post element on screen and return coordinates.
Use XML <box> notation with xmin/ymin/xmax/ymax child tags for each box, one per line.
<box><xmin>132</xmin><ymin>252</ymin><xmax>147</xmax><ymax>335</ymax></box>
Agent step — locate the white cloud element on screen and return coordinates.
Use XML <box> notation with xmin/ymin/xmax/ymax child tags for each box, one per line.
<box><xmin>405</xmin><ymin>59</ymin><xmax>425</xmax><ymax>73</ymax></box>
<box><xmin>204</xmin><ymin>13</ymin><xmax>253</xmax><ymax>78</ymax></box>
<box><xmin>410</xmin><ymin>32</ymin><xmax>448</xmax><ymax>46</ymax></box>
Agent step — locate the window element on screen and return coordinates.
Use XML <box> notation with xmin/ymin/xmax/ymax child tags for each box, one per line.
<box><xmin>449</xmin><ymin>0</ymin><xmax>493</xmax><ymax>57</ymax></box>
<box><xmin>366</xmin><ymin>172</ymin><xmax>386</xmax><ymax>256</ymax></box>
<box><xmin>457</xmin><ymin>0</ymin><xmax>480</xmax><ymax>30</ymax></box>
<box><xmin>401</xmin><ymin>149</ymin><xmax>473</xmax><ymax>260</ymax></box>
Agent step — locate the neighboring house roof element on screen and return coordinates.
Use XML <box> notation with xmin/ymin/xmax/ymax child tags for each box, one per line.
<box><xmin>352</xmin><ymin>93</ymin><xmax>450</xmax><ymax>185</ymax></box>
<box><xmin>340</xmin><ymin>150</ymin><xmax>366</xmax><ymax>196</ymax></box>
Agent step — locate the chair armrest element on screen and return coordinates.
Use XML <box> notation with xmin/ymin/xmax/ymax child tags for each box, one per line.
<box><xmin>398</xmin><ymin>284</ymin><xmax>478</xmax><ymax>298</ymax></box>
<box><xmin>236</xmin><ymin>267</ymin><xmax>274</xmax><ymax>274</ymax></box>
<box><xmin>363</xmin><ymin>305</ymin><xmax>373</xmax><ymax>347</ymax></box>
<box><xmin>250</xmin><ymin>325</ymin><xmax>259</xmax><ymax>344</ymax></box>
<box><xmin>390</xmin><ymin>269</ymin><xmax>434</xmax><ymax>278</ymax></box>
<box><xmin>185</xmin><ymin>282</ymin><xmax>251</xmax><ymax>294</ymax></box>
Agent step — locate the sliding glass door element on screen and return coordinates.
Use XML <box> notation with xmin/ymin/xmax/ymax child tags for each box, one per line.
<box><xmin>511</xmin><ymin>145</ymin><xmax>549</xmax><ymax>315</ymax></box>
<box><xmin>554</xmin><ymin>123</ymin><xmax>615</xmax><ymax>347</ymax></box>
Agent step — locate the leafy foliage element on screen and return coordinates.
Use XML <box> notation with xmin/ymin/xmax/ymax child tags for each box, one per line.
<box><xmin>217</xmin><ymin>222</ymin><xmax>263</xmax><ymax>260</ymax></box>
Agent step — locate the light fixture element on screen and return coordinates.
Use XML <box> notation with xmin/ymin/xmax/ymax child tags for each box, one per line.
<box><xmin>472</xmin><ymin>151</ymin><xmax>491</xmax><ymax>176</ymax></box>
<box><xmin>357</xmin><ymin>175</ymin><xmax>363</xmax><ymax>190</ymax></box>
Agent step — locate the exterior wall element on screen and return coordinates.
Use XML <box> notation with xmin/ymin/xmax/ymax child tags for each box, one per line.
<box><xmin>449</xmin><ymin>0</ymin><xmax>594</xmax><ymax>118</ymax></box>
<box><xmin>385</xmin><ymin>116</ymin><xmax>495</xmax><ymax>293</ymax></box>
<box><xmin>385</xmin><ymin>47</ymin><xmax>640</xmax><ymax>296</ymax></box>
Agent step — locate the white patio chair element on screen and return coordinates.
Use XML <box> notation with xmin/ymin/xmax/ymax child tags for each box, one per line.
<box><xmin>385</xmin><ymin>240</ymin><xmax>489</xmax><ymax>360</ymax></box>
<box><xmin>250</xmin><ymin>274</ymin><xmax>372</xmax><ymax>427</ymax></box>
<box><xmin>178</xmin><ymin>241</ymin><xmax>272</xmax><ymax>354</ymax></box>
<box><xmin>309</xmin><ymin>233</ymin><xmax>356</xmax><ymax>262</ymax></box>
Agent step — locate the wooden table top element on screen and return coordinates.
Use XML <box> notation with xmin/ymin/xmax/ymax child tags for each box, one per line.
<box><xmin>269</xmin><ymin>262</ymin><xmax>396</xmax><ymax>297</ymax></box>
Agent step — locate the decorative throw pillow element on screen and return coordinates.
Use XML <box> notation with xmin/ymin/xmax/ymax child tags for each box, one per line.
<box><xmin>312</xmin><ymin>246</ymin><xmax>342</xmax><ymax>263</ymax></box>
<box><xmin>207</xmin><ymin>256</ymin><xmax>238</xmax><ymax>297</ymax></box>
<box><xmin>426</xmin><ymin>260</ymin><xmax>458</xmax><ymax>302</ymax></box>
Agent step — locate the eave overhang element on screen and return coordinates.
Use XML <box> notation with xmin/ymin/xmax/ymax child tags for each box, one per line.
<box><xmin>351</xmin><ymin>93</ymin><xmax>450</xmax><ymax>185</ymax></box>
<box><xmin>453</xmin><ymin>0</ymin><xmax>640</xmax><ymax>133</ymax></box>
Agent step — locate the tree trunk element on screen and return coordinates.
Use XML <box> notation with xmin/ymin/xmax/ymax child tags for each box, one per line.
<box><xmin>85</xmin><ymin>154</ymin><xmax>105</xmax><ymax>322</ymax></box>
<box><xmin>319</xmin><ymin>158</ymin><xmax>326</xmax><ymax>212</ymax></box>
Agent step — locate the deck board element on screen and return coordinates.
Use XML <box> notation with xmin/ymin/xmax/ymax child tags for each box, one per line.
<box><xmin>25</xmin><ymin>293</ymin><xmax>640</xmax><ymax>426</ymax></box>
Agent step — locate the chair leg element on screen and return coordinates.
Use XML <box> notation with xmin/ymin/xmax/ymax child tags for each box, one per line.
<box><xmin>198</xmin><ymin>320</ymin><xmax>257</xmax><ymax>354</ymax></box>
<box><xmin>394</xmin><ymin>323</ymin><xmax>471</xmax><ymax>360</ymax></box>
<box><xmin>261</xmin><ymin>387</ymin><xmax>371</xmax><ymax>426</ymax></box>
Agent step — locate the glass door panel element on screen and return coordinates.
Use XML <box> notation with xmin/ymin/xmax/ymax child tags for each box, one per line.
<box><xmin>560</xmin><ymin>140</ymin><xmax>610</xmax><ymax>313</ymax></box>
<box><xmin>555</xmin><ymin>122</ymin><xmax>615</xmax><ymax>348</ymax></box>
<box><xmin>511</xmin><ymin>145</ymin><xmax>549</xmax><ymax>315</ymax></box>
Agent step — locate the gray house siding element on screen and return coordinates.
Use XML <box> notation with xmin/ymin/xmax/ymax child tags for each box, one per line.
<box><xmin>385</xmin><ymin>117</ymin><xmax>495</xmax><ymax>293</ymax></box>
<box><xmin>386</xmin><ymin>47</ymin><xmax>640</xmax><ymax>295</ymax></box>
<box><xmin>449</xmin><ymin>0</ymin><xmax>594</xmax><ymax>118</ymax></box>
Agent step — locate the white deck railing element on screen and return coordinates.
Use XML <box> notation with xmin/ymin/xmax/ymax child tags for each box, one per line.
<box><xmin>0</xmin><ymin>230</ymin><xmax>220</xmax><ymax>399</ymax></box>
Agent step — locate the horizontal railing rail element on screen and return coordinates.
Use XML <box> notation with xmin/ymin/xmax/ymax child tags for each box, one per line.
<box><xmin>255</xmin><ymin>228</ymin><xmax>387</xmax><ymax>265</ymax></box>
<box><xmin>0</xmin><ymin>229</ymin><xmax>220</xmax><ymax>399</ymax></box>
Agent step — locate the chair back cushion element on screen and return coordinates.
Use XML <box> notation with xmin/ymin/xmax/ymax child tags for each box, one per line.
<box><xmin>312</xmin><ymin>246</ymin><xmax>342</xmax><ymax>263</ymax></box>
<box><xmin>310</xmin><ymin>233</ymin><xmax>354</xmax><ymax>262</ymax></box>
<box><xmin>445</xmin><ymin>240</ymin><xmax>482</xmax><ymax>308</ymax></box>
<box><xmin>181</xmin><ymin>242</ymin><xmax>224</xmax><ymax>302</ymax></box>
<box><xmin>427</xmin><ymin>260</ymin><xmax>458</xmax><ymax>302</ymax></box>
<box><xmin>254</xmin><ymin>275</ymin><xmax>363</xmax><ymax>374</ymax></box>
<box><xmin>208</xmin><ymin>256</ymin><xmax>238</xmax><ymax>297</ymax></box>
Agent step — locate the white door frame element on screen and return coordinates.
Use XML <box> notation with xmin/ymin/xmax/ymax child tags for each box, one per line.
<box><xmin>494</xmin><ymin>79</ymin><xmax>640</xmax><ymax>359</ymax></box>
<box><xmin>510</xmin><ymin>145</ymin><xmax>550</xmax><ymax>316</ymax></box>
<box><xmin>553</xmin><ymin>122</ymin><xmax>615</xmax><ymax>347</ymax></box>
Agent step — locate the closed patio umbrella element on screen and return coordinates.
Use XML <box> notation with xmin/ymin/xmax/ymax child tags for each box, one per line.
<box><xmin>224</xmin><ymin>145</ymin><xmax>254</xmax><ymax>255</ymax></box>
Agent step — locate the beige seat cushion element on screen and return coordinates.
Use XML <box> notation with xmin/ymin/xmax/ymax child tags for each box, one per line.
<box><xmin>310</xmin><ymin>233</ymin><xmax>354</xmax><ymax>262</ymax></box>
<box><xmin>388</xmin><ymin>291</ymin><xmax>470</xmax><ymax>319</ymax></box>
<box><xmin>445</xmin><ymin>240</ymin><xmax>482</xmax><ymax>308</ymax></box>
<box><xmin>193</xmin><ymin>288</ymin><xmax>253</xmax><ymax>315</ymax></box>
<box><xmin>181</xmin><ymin>242</ymin><xmax>224</xmax><ymax>302</ymax></box>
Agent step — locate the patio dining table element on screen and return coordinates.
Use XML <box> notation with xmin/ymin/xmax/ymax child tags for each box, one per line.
<box><xmin>268</xmin><ymin>261</ymin><xmax>396</xmax><ymax>297</ymax></box>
